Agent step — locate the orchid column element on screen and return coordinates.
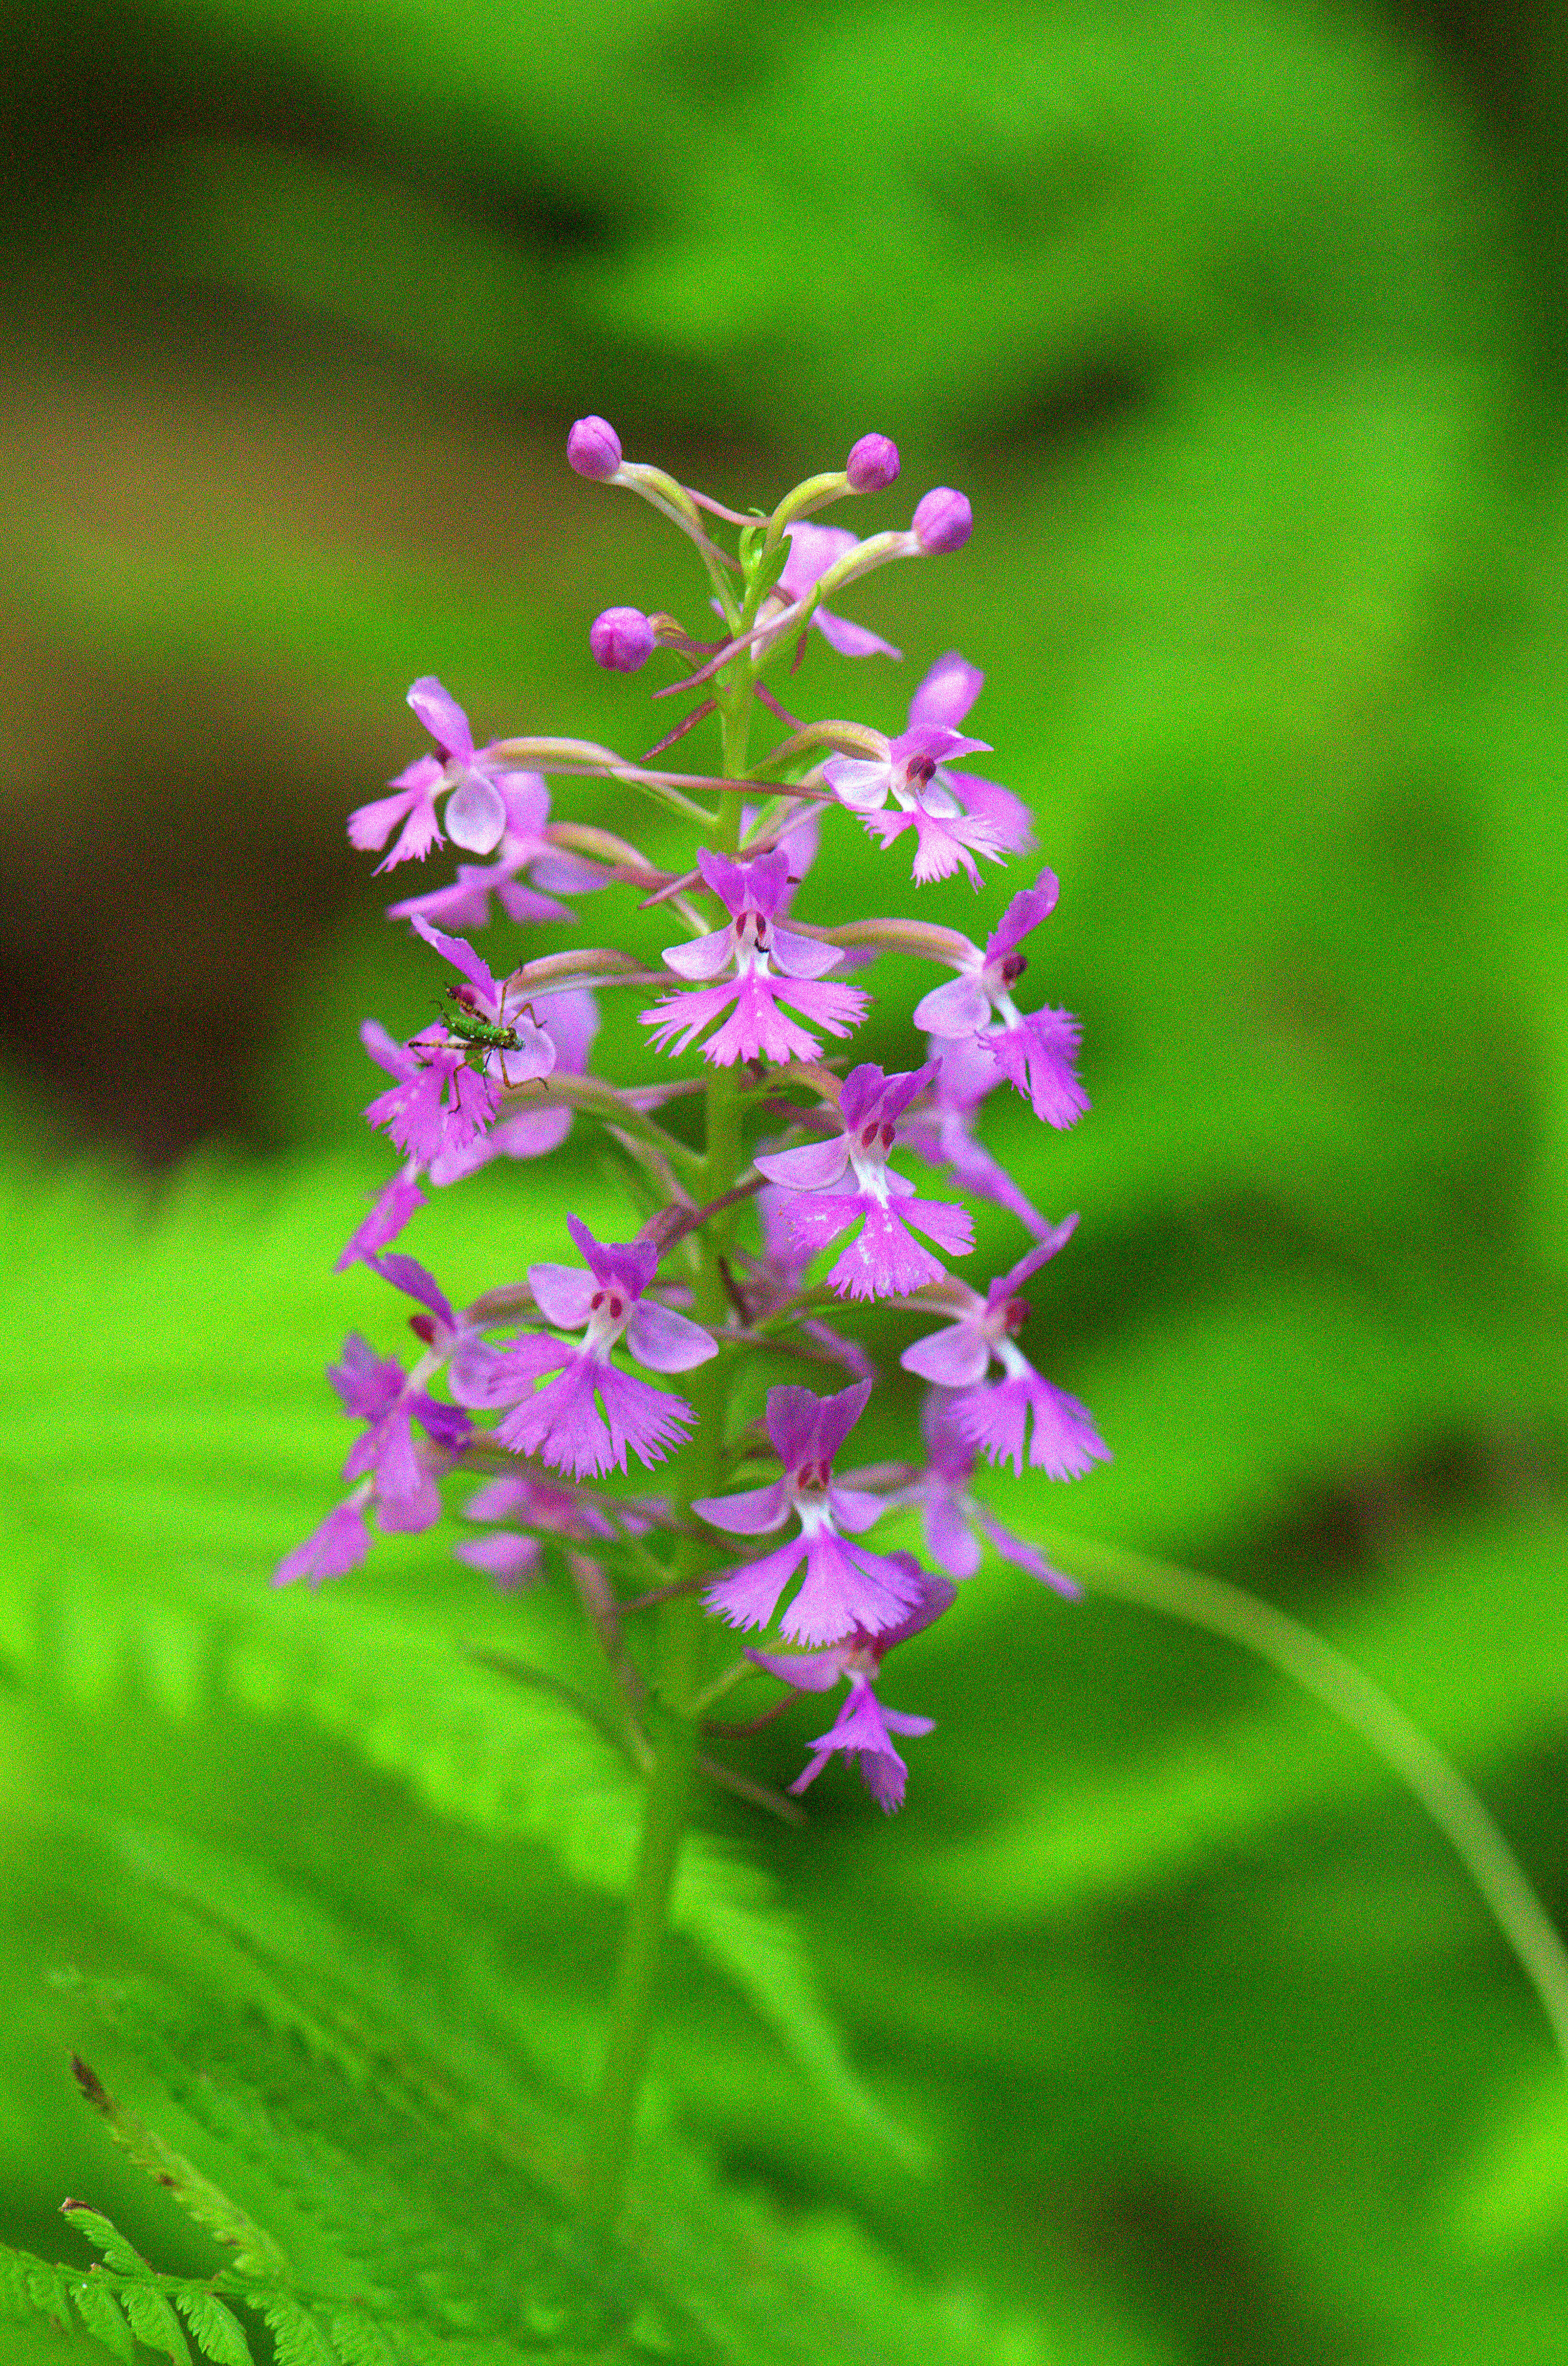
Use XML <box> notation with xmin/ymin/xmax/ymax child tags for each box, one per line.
<box><xmin>278</xmin><ymin>415</ymin><xmax>1108</xmax><ymax>2228</ymax></box>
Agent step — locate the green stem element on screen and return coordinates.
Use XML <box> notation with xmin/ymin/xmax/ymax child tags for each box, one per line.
<box><xmin>580</xmin><ymin>687</ymin><xmax>751</xmax><ymax>2230</ymax></box>
<box><xmin>1045</xmin><ymin>1530</ymin><xmax>1568</xmax><ymax>2070</ymax></box>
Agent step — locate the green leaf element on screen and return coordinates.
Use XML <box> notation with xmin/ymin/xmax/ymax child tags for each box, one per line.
<box><xmin>61</xmin><ymin>2200</ymin><xmax>152</xmax><ymax>2281</ymax></box>
<box><xmin>174</xmin><ymin>2291</ymin><xmax>256</xmax><ymax>2366</ymax></box>
<box><xmin>70</xmin><ymin>2061</ymin><xmax>290</xmax><ymax>2282</ymax></box>
<box><xmin>121</xmin><ymin>2282</ymin><xmax>194</xmax><ymax>2363</ymax></box>
<box><xmin>69</xmin><ymin>2279</ymin><xmax>137</xmax><ymax>2364</ymax></box>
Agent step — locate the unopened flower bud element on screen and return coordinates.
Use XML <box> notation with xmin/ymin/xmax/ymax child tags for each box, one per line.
<box><xmin>589</xmin><ymin>605</ymin><xmax>655</xmax><ymax>673</ymax></box>
<box><xmin>567</xmin><ymin>415</ymin><xmax>622</xmax><ymax>481</ymax></box>
<box><xmin>912</xmin><ymin>486</ymin><xmax>972</xmax><ymax>555</ymax></box>
<box><xmin>846</xmin><ymin>433</ymin><xmax>900</xmax><ymax>493</ymax></box>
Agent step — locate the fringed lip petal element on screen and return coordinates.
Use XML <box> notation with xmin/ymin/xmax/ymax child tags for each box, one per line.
<box><xmin>706</xmin><ymin>1535</ymin><xmax>808</xmax><ymax>1631</ymax></box>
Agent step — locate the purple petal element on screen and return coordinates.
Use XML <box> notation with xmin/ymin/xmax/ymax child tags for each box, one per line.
<box><xmin>528</xmin><ymin>1261</ymin><xmax>599</xmax><ymax>1329</ymax></box>
<box><xmin>369</xmin><ymin>1253</ymin><xmax>455</xmax><ymax>1331</ymax></box>
<box><xmin>273</xmin><ymin>1500</ymin><xmax>370</xmax><ymax>1590</ymax></box>
<box><xmin>823</xmin><ymin>756</ymin><xmax>894</xmax><ymax>811</ymax></box>
<box><xmin>973</xmin><ymin>1507</ymin><xmax>1081</xmax><ymax>1598</ymax></box>
<box><xmin>448</xmin><ymin>1332</ymin><xmax>569</xmax><ymax>1408</ymax></box>
<box><xmin>765</xmin><ymin>1385</ymin><xmax>830</xmax><ymax>1472</ymax></box>
<box><xmin>989</xmin><ymin>1213</ymin><xmax>1081</xmax><ymax>1304</ymax></box>
<box><xmin>984</xmin><ymin>868</ymin><xmax>1060</xmax><ymax>962</ymax></box>
<box><xmin>813</xmin><ymin>608</ymin><xmax>904</xmax><ymax>661</ymax></box>
<box><xmin>822</xmin><ymin>1204</ymin><xmax>955</xmax><ymax>1301</ymax></box>
<box><xmin>984</xmin><ymin>1010</ymin><xmax>1088</xmax><ymax>1128</ymax></box>
<box><xmin>767</xmin><ymin>925</ymin><xmax>845</xmax><ymax>982</ymax></box>
<box><xmin>409</xmin><ymin>913</ymin><xmax>500</xmax><ymax>1003</ymax></box>
<box><xmin>924</xmin><ymin>1490</ymin><xmax>982</xmax><ymax>1578</ymax></box>
<box><xmin>913</xmin><ymin>971</ymin><xmax>991</xmax><ymax>1037</ymax></box>
<box><xmin>348</xmin><ymin>786</ymin><xmax>423</xmax><ymax>854</ymax></box>
<box><xmin>826</xmin><ymin>1484</ymin><xmax>885</xmax><ymax>1536</ymax></box>
<box><xmin>695</xmin><ymin>846</ymin><xmax>749</xmax><ymax>917</ymax></box>
<box><xmin>705</xmin><ymin>1534</ymin><xmax>809</xmax><ymax>1631</ymax></box>
<box><xmin>564</xmin><ymin>1216</ymin><xmax>657</xmax><ymax>1299</ymax></box>
<box><xmin>662</xmin><ymin>926</ymin><xmax>735</xmax><ymax>982</ymax></box>
<box><xmin>359</xmin><ymin>1018</ymin><xmax>421</xmax><ymax>1083</ymax></box>
<box><xmin>754</xmin><ymin>1136</ymin><xmax>851</xmax><ymax>1192</ymax></box>
<box><xmin>900</xmin><ymin>1322</ymin><xmax>990</xmax><ymax>1388</ymax></box>
<box><xmin>812</xmin><ymin>1377</ymin><xmax>874</xmax><ymax>1466</ymax></box>
<box><xmin>908</xmin><ymin>650</ymin><xmax>983</xmax><ymax>732</ymax></box>
<box><xmin>454</xmin><ymin>1531</ymin><xmax>544</xmax><ymax>1590</ymax></box>
<box><xmin>626</xmin><ymin>1299</ymin><xmax>717</xmax><ymax>1374</ymax></box>
<box><xmin>693</xmin><ymin>1479</ymin><xmax>792</xmax><ymax>1536</ymax></box>
<box><xmin>777</xmin><ymin>522</ymin><xmax>857</xmax><ymax>594</ymax></box>
<box><xmin>946</xmin><ymin>770</ymin><xmax>1034</xmax><ymax>854</ymax></box>
<box><xmin>445</xmin><ymin>772</ymin><xmax>509</xmax><ymax>855</ymax></box>
<box><xmin>407</xmin><ymin>676</ymin><xmax>475</xmax><ymax>764</ymax></box>
<box><xmin>743</xmin><ymin>1643</ymin><xmax>849</xmax><ymax>1693</ymax></box>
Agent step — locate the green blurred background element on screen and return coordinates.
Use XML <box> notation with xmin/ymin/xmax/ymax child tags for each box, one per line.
<box><xmin>2</xmin><ymin>0</ymin><xmax>1568</xmax><ymax>2360</ymax></box>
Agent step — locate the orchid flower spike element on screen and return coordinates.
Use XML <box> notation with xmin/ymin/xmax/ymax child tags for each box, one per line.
<box><xmin>913</xmin><ymin>869</ymin><xmax>1089</xmax><ymax>1126</ymax></box>
<box><xmin>755</xmin><ymin>1062</ymin><xmax>972</xmax><ymax>1300</ymax></box>
<box><xmin>697</xmin><ymin>1380</ymin><xmax>928</xmax><ymax>1645</ymax></box>
<box><xmin>900</xmin><ymin>1224</ymin><xmax>1109</xmax><ymax>1479</ymax></box>
<box><xmin>642</xmin><ymin>846</ymin><xmax>867</xmax><ymax>1066</ymax></box>
<box><xmin>745</xmin><ymin>1562</ymin><xmax>954</xmax><ymax>1811</ymax></box>
<box><xmin>348</xmin><ymin>679</ymin><xmax>513</xmax><ymax>870</ymax></box>
<box><xmin>453</xmin><ymin>1216</ymin><xmax>716</xmax><ymax>1480</ymax></box>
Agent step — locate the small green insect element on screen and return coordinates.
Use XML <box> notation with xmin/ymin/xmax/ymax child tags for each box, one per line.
<box><xmin>422</xmin><ymin>984</ymin><xmax>550</xmax><ymax>1086</ymax></box>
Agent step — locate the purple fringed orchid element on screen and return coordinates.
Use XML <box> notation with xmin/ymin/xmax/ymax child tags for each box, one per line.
<box><xmin>642</xmin><ymin>847</ymin><xmax>867</xmax><ymax>1066</ymax></box>
<box><xmin>385</xmin><ymin>770</ymin><xmax>607</xmax><ymax>931</ymax></box>
<box><xmin>697</xmin><ymin>1381</ymin><xmax>928</xmax><ymax>1646</ymax></box>
<box><xmin>913</xmin><ymin>868</ymin><xmax>1088</xmax><ymax>1128</ymax></box>
<box><xmin>455</xmin><ymin>1471</ymin><xmax>634</xmax><ymax>1591</ymax></box>
<box><xmin>360</xmin><ymin>919</ymin><xmax>562</xmax><ymax>1166</ymax></box>
<box><xmin>366</xmin><ymin>1253</ymin><xmax>498</xmax><ymax>1402</ymax></box>
<box><xmin>821</xmin><ymin>652</ymin><xmax>1029</xmax><ymax>887</ymax></box>
<box><xmin>900</xmin><ymin>1035</ymin><xmax>1056</xmax><ymax>1241</ymax></box>
<box><xmin>348</xmin><ymin>678</ymin><xmax>515</xmax><ymax>871</ymax></box>
<box><xmin>900</xmin><ymin>1226</ymin><xmax>1110</xmax><ymax>1479</ymax></box>
<box><xmin>428</xmin><ymin>987</ymin><xmax>599</xmax><ymax>1185</ymax></box>
<box><xmin>755</xmin><ymin>1063</ymin><xmax>972</xmax><ymax>1300</ymax></box>
<box><xmin>745</xmin><ymin>1562</ymin><xmax>954</xmax><ymax>1810</ymax></box>
<box><xmin>454</xmin><ymin>1217</ymin><xmax>716</xmax><ymax>1480</ymax></box>
<box><xmin>771</xmin><ymin>523</ymin><xmax>904</xmax><ymax>660</ymax></box>
<box><xmin>739</xmin><ymin>1186</ymin><xmax>875</xmax><ymax>1379</ymax></box>
<box><xmin>905</xmin><ymin>1392</ymin><xmax>1078</xmax><ymax>1595</ymax></box>
<box><xmin>273</xmin><ymin>1331</ymin><xmax>473</xmax><ymax>1584</ymax></box>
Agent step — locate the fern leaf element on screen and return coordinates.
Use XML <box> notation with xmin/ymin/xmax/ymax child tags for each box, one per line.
<box><xmin>71</xmin><ymin>2058</ymin><xmax>291</xmax><ymax>2281</ymax></box>
<box><xmin>174</xmin><ymin>2291</ymin><xmax>255</xmax><ymax>2366</ymax></box>
<box><xmin>61</xmin><ymin>2199</ymin><xmax>152</xmax><ymax>2280</ymax></box>
<box><xmin>4</xmin><ymin>2251</ymin><xmax>74</xmax><ymax>2333</ymax></box>
<box><xmin>120</xmin><ymin>2281</ymin><xmax>194</xmax><ymax>2363</ymax></box>
<box><xmin>68</xmin><ymin>2278</ymin><xmax>137</xmax><ymax>2363</ymax></box>
<box><xmin>246</xmin><ymin>2292</ymin><xmax>340</xmax><ymax>2366</ymax></box>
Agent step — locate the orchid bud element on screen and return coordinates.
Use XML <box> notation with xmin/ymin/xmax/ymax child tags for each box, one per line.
<box><xmin>590</xmin><ymin>605</ymin><xmax>655</xmax><ymax>673</ymax></box>
<box><xmin>846</xmin><ymin>433</ymin><xmax>900</xmax><ymax>493</ymax></box>
<box><xmin>912</xmin><ymin>486</ymin><xmax>972</xmax><ymax>555</ymax></box>
<box><xmin>567</xmin><ymin>415</ymin><xmax>623</xmax><ymax>481</ymax></box>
